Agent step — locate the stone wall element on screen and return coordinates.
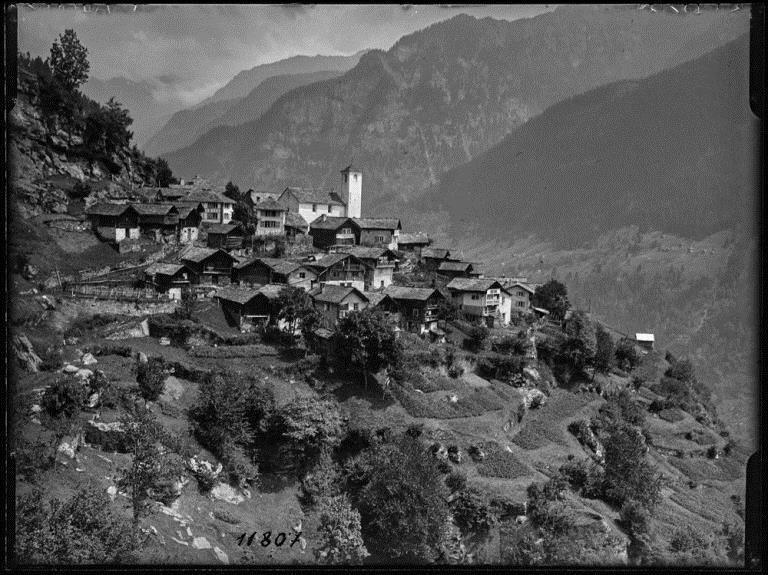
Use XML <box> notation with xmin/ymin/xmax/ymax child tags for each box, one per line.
<box><xmin>58</xmin><ymin>296</ymin><xmax>179</xmax><ymax>317</ymax></box>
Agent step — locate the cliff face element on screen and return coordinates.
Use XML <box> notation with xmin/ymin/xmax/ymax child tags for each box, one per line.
<box><xmin>9</xmin><ymin>66</ymin><xmax>159</xmax><ymax>219</ymax></box>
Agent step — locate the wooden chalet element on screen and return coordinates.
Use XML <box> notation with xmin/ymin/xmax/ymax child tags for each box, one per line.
<box><xmin>216</xmin><ymin>284</ymin><xmax>284</xmax><ymax>329</ymax></box>
<box><xmin>155</xmin><ymin>187</ymin><xmax>188</xmax><ymax>202</ymax></box>
<box><xmin>383</xmin><ymin>286</ymin><xmax>445</xmax><ymax>334</ymax></box>
<box><xmin>446</xmin><ymin>277</ymin><xmax>514</xmax><ymax>327</ymax></box>
<box><xmin>206</xmin><ymin>223</ymin><xmax>246</xmax><ymax>250</ymax></box>
<box><xmin>310</xmin><ymin>284</ymin><xmax>369</xmax><ymax>328</ymax></box>
<box><xmin>144</xmin><ymin>262</ymin><xmax>193</xmax><ymax>300</ymax></box>
<box><xmin>305</xmin><ymin>252</ymin><xmax>367</xmax><ymax>291</ymax></box>
<box><xmin>308</xmin><ymin>215</ymin><xmax>359</xmax><ymax>250</ymax></box>
<box><xmin>253</xmin><ymin>199</ymin><xmax>287</xmax><ymax>236</ymax></box>
<box><xmin>420</xmin><ymin>247</ymin><xmax>456</xmax><ymax>271</ymax></box>
<box><xmin>332</xmin><ymin>246</ymin><xmax>398</xmax><ymax>290</ymax></box>
<box><xmin>132</xmin><ymin>203</ymin><xmax>180</xmax><ymax>240</ymax></box>
<box><xmin>397</xmin><ymin>232</ymin><xmax>431</xmax><ymax>255</ymax></box>
<box><xmin>351</xmin><ymin>217</ymin><xmax>402</xmax><ymax>250</ymax></box>
<box><xmin>244</xmin><ymin>189</ymin><xmax>280</xmax><ymax>211</ymax></box>
<box><xmin>173</xmin><ymin>202</ymin><xmax>204</xmax><ymax>243</ymax></box>
<box><xmin>85</xmin><ymin>202</ymin><xmax>140</xmax><ymax>243</ymax></box>
<box><xmin>284</xmin><ymin>211</ymin><xmax>309</xmax><ymax>242</ymax></box>
<box><xmin>437</xmin><ymin>260</ymin><xmax>478</xmax><ymax>279</ymax></box>
<box><xmin>232</xmin><ymin>257</ymin><xmax>317</xmax><ymax>290</ymax></box>
<box><xmin>180</xmin><ymin>247</ymin><xmax>236</xmax><ymax>286</ymax></box>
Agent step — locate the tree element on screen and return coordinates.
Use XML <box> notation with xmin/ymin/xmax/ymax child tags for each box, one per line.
<box><xmin>452</xmin><ymin>487</ymin><xmax>497</xmax><ymax>537</ymax></box>
<box><xmin>334</xmin><ymin>309</ymin><xmax>401</xmax><ymax>387</ymax></box>
<box><xmin>594</xmin><ymin>324</ymin><xmax>615</xmax><ymax>374</ymax></box>
<box><xmin>531</xmin><ymin>279</ymin><xmax>570</xmax><ymax>320</ymax></box>
<box><xmin>315</xmin><ymin>495</ymin><xmax>370</xmax><ymax>565</ymax></box>
<box><xmin>615</xmin><ymin>337</ymin><xmax>640</xmax><ymax>372</ymax></box>
<box><xmin>155</xmin><ymin>158</ymin><xmax>176</xmax><ymax>187</ymax></box>
<box><xmin>277</xmin><ymin>286</ymin><xmax>314</xmax><ymax>337</ymax></box>
<box><xmin>15</xmin><ymin>483</ymin><xmax>138</xmax><ymax>564</ymax></box>
<box><xmin>117</xmin><ymin>407</ymin><xmax>185</xmax><ymax>525</ymax></box>
<box><xmin>560</xmin><ymin>310</ymin><xmax>597</xmax><ymax>377</ymax></box>
<box><xmin>351</xmin><ymin>434</ymin><xmax>450</xmax><ymax>561</ymax></box>
<box><xmin>463</xmin><ymin>324</ymin><xmax>489</xmax><ymax>352</ymax></box>
<box><xmin>136</xmin><ymin>357</ymin><xmax>166</xmax><ymax>401</ymax></box>
<box><xmin>602</xmin><ymin>423</ymin><xmax>663</xmax><ymax>509</ymax></box>
<box><xmin>49</xmin><ymin>29</ymin><xmax>90</xmax><ymax>91</ymax></box>
<box><xmin>269</xmin><ymin>397</ymin><xmax>345</xmax><ymax>468</ymax></box>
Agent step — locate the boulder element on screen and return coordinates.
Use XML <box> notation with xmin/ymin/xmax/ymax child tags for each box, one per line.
<box><xmin>523</xmin><ymin>367</ymin><xmax>540</xmax><ymax>382</ymax></box>
<box><xmin>192</xmin><ymin>537</ymin><xmax>212</xmax><ymax>550</ymax></box>
<box><xmin>160</xmin><ymin>376</ymin><xmax>184</xmax><ymax>403</ymax></box>
<box><xmin>522</xmin><ymin>388</ymin><xmax>547</xmax><ymax>410</ymax></box>
<box><xmin>159</xmin><ymin>337</ymin><xmax>171</xmax><ymax>347</ymax></box>
<box><xmin>62</xmin><ymin>364</ymin><xmax>79</xmax><ymax>374</ymax></box>
<box><xmin>213</xmin><ymin>547</ymin><xmax>229</xmax><ymax>565</ymax></box>
<box><xmin>81</xmin><ymin>353</ymin><xmax>98</xmax><ymax>365</ymax></box>
<box><xmin>84</xmin><ymin>420</ymin><xmax>129</xmax><ymax>453</ymax></box>
<box><xmin>210</xmin><ymin>483</ymin><xmax>244</xmax><ymax>505</ymax></box>
<box><xmin>137</xmin><ymin>351</ymin><xmax>149</xmax><ymax>364</ymax></box>
<box><xmin>30</xmin><ymin>404</ymin><xmax>42</xmax><ymax>413</ymax></box>
<box><xmin>87</xmin><ymin>392</ymin><xmax>100</xmax><ymax>409</ymax></box>
<box><xmin>75</xmin><ymin>368</ymin><xmax>94</xmax><ymax>381</ymax></box>
<box><xmin>13</xmin><ymin>334</ymin><xmax>42</xmax><ymax>372</ymax></box>
<box><xmin>57</xmin><ymin>433</ymin><xmax>83</xmax><ymax>459</ymax></box>
<box><xmin>22</xmin><ymin>264</ymin><xmax>39</xmax><ymax>280</ymax></box>
<box><xmin>107</xmin><ymin>485</ymin><xmax>118</xmax><ymax>502</ymax></box>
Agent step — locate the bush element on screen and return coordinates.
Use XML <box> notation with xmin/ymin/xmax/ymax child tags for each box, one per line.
<box><xmin>452</xmin><ymin>487</ymin><xmax>497</xmax><ymax>536</ymax></box>
<box><xmin>445</xmin><ymin>471</ymin><xmax>467</xmax><ymax>493</ymax></box>
<box><xmin>615</xmin><ymin>338</ymin><xmax>640</xmax><ymax>372</ymax></box>
<box><xmin>619</xmin><ymin>499</ymin><xmax>651</xmax><ymax>537</ymax></box>
<box><xmin>15</xmin><ymin>483</ymin><xmax>138</xmax><ymax>564</ymax></box>
<box><xmin>315</xmin><ymin>495</ymin><xmax>370</xmax><ymax>565</ymax></box>
<box><xmin>38</xmin><ymin>347</ymin><xmax>64</xmax><ymax>372</ymax></box>
<box><xmin>302</xmin><ymin>449</ymin><xmax>342</xmax><ymax>507</ymax></box>
<box><xmin>463</xmin><ymin>325</ymin><xmax>489</xmax><ymax>353</ymax></box>
<box><xmin>526</xmin><ymin>476</ymin><xmax>576</xmax><ymax>536</ymax></box>
<box><xmin>136</xmin><ymin>357</ymin><xmax>166</xmax><ymax>401</ymax></box>
<box><xmin>476</xmin><ymin>443</ymin><xmax>529</xmax><ymax>479</ymax></box>
<box><xmin>220</xmin><ymin>444</ymin><xmax>260</xmax><ymax>489</ymax></box>
<box><xmin>41</xmin><ymin>378</ymin><xmax>85</xmax><ymax>419</ymax></box>
<box><xmin>476</xmin><ymin>351</ymin><xmax>525</xmax><ymax>382</ymax></box>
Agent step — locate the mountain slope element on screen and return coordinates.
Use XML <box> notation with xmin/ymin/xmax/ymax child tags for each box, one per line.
<box><xmin>435</xmin><ymin>35</ymin><xmax>756</xmax><ymax>247</ymax></box>
<box><xmin>144</xmin><ymin>53</ymin><xmax>367</xmax><ymax>157</ymax></box>
<box><xmin>164</xmin><ymin>6</ymin><xmax>748</xmax><ymax>203</ymax></box>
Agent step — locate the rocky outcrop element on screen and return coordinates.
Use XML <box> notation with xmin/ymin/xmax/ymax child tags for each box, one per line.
<box><xmin>84</xmin><ymin>419</ymin><xmax>129</xmax><ymax>453</ymax></box>
<box><xmin>13</xmin><ymin>334</ymin><xmax>43</xmax><ymax>372</ymax></box>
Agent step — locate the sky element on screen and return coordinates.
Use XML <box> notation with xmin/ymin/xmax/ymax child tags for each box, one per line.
<box><xmin>18</xmin><ymin>4</ymin><xmax>555</xmax><ymax>107</ymax></box>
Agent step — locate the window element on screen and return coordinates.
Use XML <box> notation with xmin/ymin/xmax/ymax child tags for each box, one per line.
<box><xmin>299</xmin><ymin>272</ymin><xmax>306</xmax><ymax>279</ymax></box>
<box><xmin>353</xmin><ymin>303</ymin><xmax>359</xmax><ymax>311</ymax></box>
<box><xmin>471</xmin><ymin>294</ymin><xmax>481</xmax><ymax>300</ymax></box>
<box><xmin>342</xmin><ymin>227</ymin><xmax>351</xmax><ymax>234</ymax></box>
<box><xmin>412</xmin><ymin>308</ymin><xmax>419</xmax><ymax>319</ymax></box>
<box><xmin>312</xmin><ymin>204</ymin><xmax>317</xmax><ymax>212</ymax></box>
<box><xmin>344</xmin><ymin>174</ymin><xmax>348</xmax><ymax>183</ymax></box>
<box><xmin>517</xmin><ymin>301</ymin><xmax>525</xmax><ymax>307</ymax></box>
<box><xmin>328</xmin><ymin>205</ymin><xmax>332</xmax><ymax>213</ymax></box>
<box><xmin>353</xmin><ymin>174</ymin><xmax>358</xmax><ymax>181</ymax></box>
<box><xmin>376</xmin><ymin>235</ymin><xmax>385</xmax><ymax>242</ymax></box>
<box><xmin>518</xmin><ymin>290</ymin><xmax>525</xmax><ymax>297</ymax></box>
<box><xmin>206</xmin><ymin>212</ymin><xmax>218</xmax><ymax>219</ymax></box>
<box><xmin>206</xmin><ymin>202</ymin><xmax>218</xmax><ymax>209</ymax></box>
<box><xmin>380</xmin><ymin>280</ymin><xmax>384</xmax><ymax>288</ymax></box>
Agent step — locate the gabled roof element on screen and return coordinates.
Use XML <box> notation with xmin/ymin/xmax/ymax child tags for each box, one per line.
<box><xmin>257</xmin><ymin>284</ymin><xmax>285</xmax><ymax>300</ymax></box>
<box><xmin>335</xmin><ymin>246</ymin><xmax>396</xmax><ymax>261</ymax></box>
<box><xmin>216</xmin><ymin>286</ymin><xmax>263</xmax><ymax>306</ymax></box>
<box><xmin>309</xmin><ymin>216</ymin><xmax>355</xmax><ymax>231</ymax></box>
<box><xmin>281</xmin><ymin>187</ymin><xmax>346</xmax><ymax>206</ymax></box>
<box><xmin>247</xmin><ymin>190</ymin><xmax>279</xmax><ymax>204</ymax></box>
<box><xmin>421</xmin><ymin>247</ymin><xmax>451</xmax><ymax>260</ymax></box>
<box><xmin>132</xmin><ymin>203</ymin><xmax>178</xmax><ymax>216</ymax></box>
<box><xmin>306</xmin><ymin>253</ymin><xmax>362</xmax><ymax>271</ymax></box>
<box><xmin>384</xmin><ymin>285</ymin><xmax>443</xmax><ymax>302</ymax></box>
<box><xmin>145</xmin><ymin>263</ymin><xmax>188</xmax><ymax>276</ymax></box>
<box><xmin>174</xmin><ymin>203</ymin><xmax>204</xmax><ymax>219</ymax></box>
<box><xmin>235</xmin><ymin>257</ymin><xmax>304</xmax><ymax>275</ymax></box>
<box><xmin>438</xmin><ymin>261</ymin><xmax>474</xmax><ymax>272</ymax></box>
<box><xmin>635</xmin><ymin>333</ymin><xmax>655</xmax><ymax>342</ymax></box>
<box><xmin>364</xmin><ymin>292</ymin><xmax>395</xmax><ymax>307</ymax></box>
<box><xmin>186</xmin><ymin>189</ymin><xmax>235</xmax><ymax>204</ymax></box>
<box><xmin>284</xmin><ymin>211</ymin><xmax>309</xmax><ymax>230</ymax></box>
<box><xmin>398</xmin><ymin>232</ymin><xmax>430</xmax><ymax>245</ymax></box>
<box><xmin>351</xmin><ymin>217</ymin><xmax>401</xmax><ymax>231</ymax></box>
<box><xmin>207</xmin><ymin>223</ymin><xmax>244</xmax><ymax>235</ymax></box>
<box><xmin>446</xmin><ymin>278</ymin><xmax>505</xmax><ymax>293</ymax></box>
<box><xmin>85</xmin><ymin>202</ymin><xmax>134</xmax><ymax>217</ymax></box>
<box><xmin>253</xmin><ymin>198</ymin><xmax>286</xmax><ymax>212</ymax></box>
<box><xmin>180</xmin><ymin>247</ymin><xmax>234</xmax><ymax>264</ymax></box>
<box><xmin>157</xmin><ymin>188</ymin><xmax>187</xmax><ymax>198</ymax></box>
<box><xmin>312</xmin><ymin>284</ymin><xmax>368</xmax><ymax>305</ymax></box>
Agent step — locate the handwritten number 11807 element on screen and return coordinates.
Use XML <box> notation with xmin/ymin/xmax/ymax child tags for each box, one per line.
<box><xmin>236</xmin><ymin>531</ymin><xmax>302</xmax><ymax>548</ymax></box>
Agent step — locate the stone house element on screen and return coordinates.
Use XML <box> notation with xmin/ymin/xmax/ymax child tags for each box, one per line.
<box><xmin>253</xmin><ymin>198</ymin><xmax>287</xmax><ymax>236</ymax></box>
<box><xmin>278</xmin><ymin>186</ymin><xmax>346</xmax><ymax>224</ymax></box>
<box><xmin>332</xmin><ymin>246</ymin><xmax>398</xmax><ymax>290</ymax></box>
<box><xmin>310</xmin><ymin>284</ymin><xmax>369</xmax><ymax>329</ymax></box>
<box><xmin>232</xmin><ymin>257</ymin><xmax>317</xmax><ymax>291</ymax></box>
<box><xmin>85</xmin><ymin>202</ymin><xmax>140</xmax><ymax>243</ymax></box>
<box><xmin>180</xmin><ymin>247</ymin><xmax>236</xmax><ymax>286</ymax></box>
<box><xmin>306</xmin><ymin>253</ymin><xmax>367</xmax><ymax>291</ymax></box>
<box><xmin>446</xmin><ymin>277</ymin><xmax>514</xmax><ymax>327</ymax></box>
<box><xmin>186</xmin><ymin>189</ymin><xmax>236</xmax><ymax>225</ymax></box>
<box><xmin>383</xmin><ymin>286</ymin><xmax>445</xmax><ymax>334</ymax></box>
<box><xmin>351</xmin><ymin>217</ymin><xmax>401</xmax><ymax>250</ymax></box>
<box><xmin>144</xmin><ymin>262</ymin><xmax>193</xmax><ymax>300</ymax></box>
<box><xmin>308</xmin><ymin>215</ymin><xmax>359</xmax><ymax>250</ymax></box>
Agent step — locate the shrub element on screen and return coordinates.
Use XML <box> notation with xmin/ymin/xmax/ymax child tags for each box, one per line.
<box><xmin>302</xmin><ymin>449</ymin><xmax>343</xmax><ymax>507</ymax></box>
<box><xmin>220</xmin><ymin>444</ymin><xmax>260</xmax><ymax>489</ymax></box>
<box><xmin>445</xmin><ymin>471</ymin><xmax>467</xmax><ymax>493</ymax></box>
<box><xmin>615</xmin><ymin>338</ymin><xmax>640</xmax><ymax>372</ymax></box>
<box><xmin>452</xmin><ymin>487</ymin><xmax>497</xmax><ymax>536</ymax></box>
<box><xmin>38</xmin><ymin>347</ymin><xmax>64</xmax><ymax>372</ymax></box>
<box><xmin>15</xmin><ymin>483</ymin><xmax>138</xmax><ymax>564</ymax></box>
<box><xmin>602</xmin><ymin>424</ymin><xmax>663</xmax><ymax>509</ymax></box>
<box><xmin>41</xmin><ymin>378</ymin><xmax>85</xmax><ymax>419</ymax></box>
<box><xmin>526</xmin><ymin>477</ymin><xmax>576</xmax><ymax>536</ymax></box>
<box><xmin>619</xmin><ymin>499</ymin><xmax>651</xmax><ymax>537</ymax></box>
<box><xmin>477</xmin><ymin>443</ymin><xmax>529</xmax><ymax>479</ymax></box>
<box><xmin>315</xmin><ymin>495</ymin><xmax>370</xmax><ymax>565</ymax></box>
<box><xmin>476</xmin><ymin>351</ymin><xmax>525</xmax><ymax>382</ymax></box>
<box><xmin>135</xmin><ymin>357</ymin><xmax>166</xmax><ymax>401</ymax></box>
<box><xmin>463</xmin><ymin>325</ymin><xmax>489</xmax><ymax>353</ymax></box>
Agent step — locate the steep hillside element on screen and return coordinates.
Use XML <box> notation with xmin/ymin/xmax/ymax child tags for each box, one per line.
<box><xmin>144</xmin><ymin>71</ymin><xmax>343</xmax><ymax>158</ymax></box>
<box><xmin>165</xmin><ymin>6</ymin><xmax>748</xmax><ymax>205</ymax></box>
<box><xmin>435</xmin><ymin>35</ymin><xmax>756</xmax><ymax>246</ymax></box>
<box><xmin>144</xmin><ymin>52</ymin><xmax>367</xmax><ymax>157</ymax></box>
<box><xmin>82</xmin><ymin>77</ymin><xmax>186</xmax><ymax>149</ymax></box>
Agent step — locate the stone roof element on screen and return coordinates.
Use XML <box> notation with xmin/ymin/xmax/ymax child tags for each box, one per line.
<box><xmin>145</xmin><ymin>263</ymin><xmax>188</xmax><ymax>276</ymax></box>
<box><xmin>216</xmin><ymin>286</ymin><xmax>263</xmax><ymax>305</ymax></box>
<box><xmin>421</xmin><ymin>247</ymin><xmax>451</xmax><ymax>259</ymax></box>
<box><xmin>312</xmin><ymin>284</ymin><xmax>367</xmax><ymax>305</ymax></box>
<box><xmin>335</xmin><ymin>246</ymin><xmax>395</xmax><ymax>260</ymax></box>
<box><xmin>247</xmin><ymin>190</ymin><xmax>279</xmax><ymax>204</ymax></box>
<box><xmin>235</xmin><ymin>257</ymin><xmax>303</xmax><ymax>275</ymax></box>
<box><xmin>85</xmin><ymin>202</ymin><xmax>133</xmax><ymax>216</ymax></box>
<box><xmin>351</xmin><ymin>217</ymin><xmax>401</xmax><ymax>231</ymax></box>
<box><xmin>398</xmin><ymin>232</ymin><xmax>430</xmax><ymax>245</ymax></box>
<box><xmin>253</xmin><ymin>198</ymin><xmax>286</xmax><ymax>212</ymax></box>
<box><xmin>364</xmin><ymin>292</ymin><xmax>395</xmax><ymax>307</ymax></box>
<box><xmin>180</xmin><ymin>247</ymin><xmax>225</xmax><ymax>263</ymax></box>
<box><xmin>282</xmin><ymin>187</ymin><xmax>345</xmax><ymax>206</ymax></box>
<box><xmin>132</xmin><ymin>203</ymin><xmax>178</xmax><ymax>216</ymax></box>
<box><xmin>284</xmin><ymin>211</ymin><xmax>309</xmax><ymax>230</ymax></box>
<box><xmin>186</xmin><ymin>189</ymin><xmax>235</xmax><ymax>204</ymax></box>
<box><xmin>438</xmin><ymin>261</ymin><xmax>473</xmax><ymax>272</ymax></box>
<box><xmin>446</xmin><ymin>278</ymin><xmax>505</xmax><ymax>293</ymax></box>
<box><xmin>306</xmin><ymin>253</ymin><xmax>354</xmax><ymax>270</ymax></box>
<box><xmin>173</xmin><ymin>203</ymin><xmax>203</xmax><ymax>219</ymax></box>
<box><xmin>157</xmin><ymin>188</ymin><xmax>187</xmax><ymax>198</ymax></box>
<box><xmin>207</xmin><ymin>223</ymin><xmax>244</xmax><ymax>235</ymax></box>
<box><xmin>308</xmin><ymin>215</ymin><xmax>354</xmax><ymax>230</ymax></box>
<box><xmin>383</xmin><ymin>286</ymin><xmax>442</xmax><ymax>302</ymax></box>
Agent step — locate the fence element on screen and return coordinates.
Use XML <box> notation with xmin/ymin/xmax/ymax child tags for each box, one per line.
<box><xmin>63</xmin><ymin>283</ymin><xmax>172</xmax><ymax>301</ymax></box>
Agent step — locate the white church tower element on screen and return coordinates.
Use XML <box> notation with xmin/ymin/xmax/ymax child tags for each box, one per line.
<box><xmin>340</xmin><ymin>165</ymin><xmax>362</xmax><ymax>218</ymax></box>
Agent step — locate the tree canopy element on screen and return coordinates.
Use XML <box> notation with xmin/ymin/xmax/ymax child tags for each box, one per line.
<box><xmin>532</xmin><ymin>279</ymin><xmax>570</xmax><ymax>320</ymax></box>
<box><xmin>49</xmin><ymin>29</ymin><xmax>90</xmax><ymax>91</ymax></box>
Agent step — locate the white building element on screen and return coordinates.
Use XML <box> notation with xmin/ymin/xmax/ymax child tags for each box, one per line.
<box><xmin>186</xmin><ymin>189</ymin><xmax>235</xmax><ymax>225</ymax></box>
<box><xmin>340</xmin><ymin>165</ymin><xmax>362</xmax><ymax>219</ymax></box>
<box><xmin>446</xmin><ymin>278</ymin><xmax>514</xmax><ymax>327</ymax></box>
<box><xmin>277</xmin><ymin>186</ymin><xmax>346</xmax><ymax>224</ymax></box>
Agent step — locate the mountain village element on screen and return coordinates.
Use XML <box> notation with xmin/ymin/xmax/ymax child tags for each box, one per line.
<box><xmin>71</xmin><ymin>164</ymin><xmax>573</xmax><ymax>349</ymax></box>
